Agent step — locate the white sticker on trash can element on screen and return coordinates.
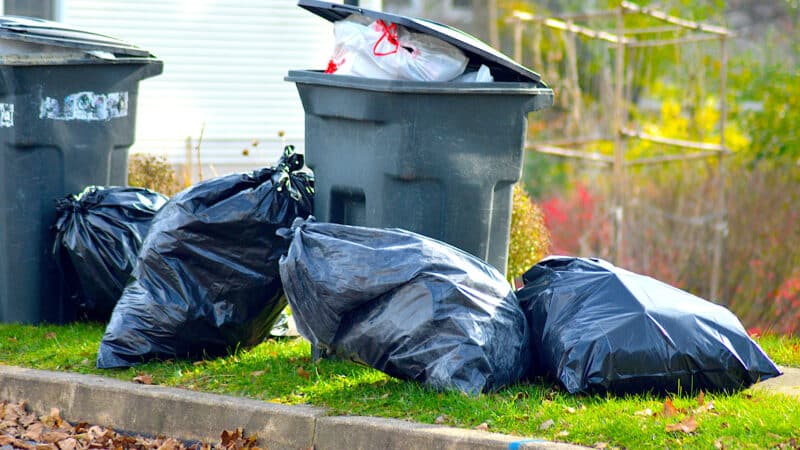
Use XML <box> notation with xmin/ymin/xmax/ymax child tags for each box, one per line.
<box><xmin>0</xmin><ymin>104</ymin><xmax>12</xmax><ymax>127</ymax></box>
<box><xmin>40</xmin><ymin>91</ymin><xmax>128</xmax><ymax>121</ymax></box>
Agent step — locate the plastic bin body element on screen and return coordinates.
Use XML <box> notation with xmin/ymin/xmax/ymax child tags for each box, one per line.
<box><xmin>287</xmin><ymin>71</ymin><xmax>553</xmax><ymax>273</ymax></box>
<box><xmin>0</xmin><ymin>30</ymin><xmax>162</xmax><ymax>323</ymax></box>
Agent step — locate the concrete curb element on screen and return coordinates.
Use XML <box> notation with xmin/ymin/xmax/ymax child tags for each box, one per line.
<box><xmin>0</xmin><ymin>365</ymin><xmax>585</xmax><ymax>450</ymax></box>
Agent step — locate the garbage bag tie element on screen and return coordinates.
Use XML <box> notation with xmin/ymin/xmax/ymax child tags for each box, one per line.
<box><xmin>372</xmin><ymin>19</ymin><xmax>399</xmax><ymax>56</ymax></box>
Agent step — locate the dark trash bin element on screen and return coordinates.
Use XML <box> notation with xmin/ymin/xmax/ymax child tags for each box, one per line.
<box><xmin>286</xmin><ymin>0</ymin><xmax>553</xmax><ymax>274</ymax></box>
<box><xmin>0</xmin><ymin>17</ymin><xmax>162</xmax><ymax>324</ymax></box>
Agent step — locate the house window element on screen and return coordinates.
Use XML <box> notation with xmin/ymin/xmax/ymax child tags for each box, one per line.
<box><xmin>3</xmin><ymin>0</ymin><xmax>56</xmax><ymax>20</ymax></box>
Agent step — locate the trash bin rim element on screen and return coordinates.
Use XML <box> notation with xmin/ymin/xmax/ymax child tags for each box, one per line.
<box><xmin>0</xmin><ymin>55</ymin><xmax>163</xmax><ymax>67</ymax></box>
<box><xmin>0</xmin><ymin>15</ymin><xmax>153</xmax><ymax>58</ymax></box>
<box><xmin>285</xmin><ymin>70</ymin><xmax>555</xmax><ymax>96</ymax></box>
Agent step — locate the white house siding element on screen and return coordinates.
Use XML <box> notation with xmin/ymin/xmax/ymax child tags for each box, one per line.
<box><xmin>61</xmin><ymin>0</ymin><xmax>382</xmax><ymax>176</ymax></box>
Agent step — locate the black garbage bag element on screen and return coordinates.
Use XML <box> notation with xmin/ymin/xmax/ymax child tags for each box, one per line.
<box><xmin>278</xmin><ymin>217</ymin><xmax>529</xmax><ymax>394</ymax></box>
<box><xmin>518</xmin><ymin>256</ymin><xmax>782</xmax><ymax>395</ymax></box>
<box><xmin>97</xmin><ymin>146</ymin><xmax>314</xmax><ymax>369</ymax></box>
<box><xmin>53</xmin><ymin>186</ymin><xmax>168</xmax><ymax>321</ymax></box>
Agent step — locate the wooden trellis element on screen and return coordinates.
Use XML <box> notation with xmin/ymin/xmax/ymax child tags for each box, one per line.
<box><xmin>509</xmin><ymin>1</ymin><xmax>731</xmax><ymax>300</ymax></box>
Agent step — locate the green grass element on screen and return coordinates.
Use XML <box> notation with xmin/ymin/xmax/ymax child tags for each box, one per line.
<box><xmin>1</xmin><ymin>323</ymin><xmax>799</xmax><ymax>449</ymax></box>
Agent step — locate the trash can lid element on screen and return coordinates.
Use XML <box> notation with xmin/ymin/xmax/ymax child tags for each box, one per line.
<box><xmin>298</xmin><ymin>0</ymin><xmax>543</xmax><ymax>84</ymax></box>
<box><xmin>0</xmin><ymin>16</ymin><xmax>152</xmax><ymax>58</ymax></box>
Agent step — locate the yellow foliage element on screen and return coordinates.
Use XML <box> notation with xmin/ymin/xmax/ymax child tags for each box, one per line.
<box><xmin>127</xmin><ymin>153</ymin><xmax>183</xmax><ymax>197</ymax></box>
<box><xmin>507</xmin><ymin>184</ymin><xmax>551</xmax><ymax>283</ymax></box>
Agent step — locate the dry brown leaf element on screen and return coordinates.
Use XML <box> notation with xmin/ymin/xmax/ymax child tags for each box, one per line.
<box><xmin>634</xmin><ymin>408</ymin><xmax>654</xmax><ymax>417</ymax></box>
<box><xmin>0</xmin><ymin>435</ymin><xmax>14</xmax><ymax>445</ymax></box>
<box><xmin>24</xmin><ymin>422</ymin><xmax>45</xmax><ymax>441</ymax></box>
<box><xmin>133</xmin><ymin>373</ymin><xmax>154</xmax><ymax>385</ymax></box>
<box><xmin>434</xmin><ymin>415</ymin><xmax>448</xmax><ymax>424</ymax></box>
<box><xmin>720</xmin><ymin>422</ymin><xmax>730</xmax><ymax>429</ymax></box>
<box><xmin>157</xmin><ymin>437</ymin><xmax>180</xmax><ymax>450</ymax></box>
<box><xmin>19</xmin><ymin>413</ymin><xmax>38</xmax><ymax>427</ymax></box>
<box><xmin>221</xmin><ymin>428</ymin><xmax>243</xmax><ymax>448</ymax></box>
<box><xmin>714</xmin><ymin>440</ymin><xmax>725</xmax><ymax>449</ymax></box>
<box><xmin>474</xmin><ymin>422</ymin><xmax>489</xmax><ymax>431</ymax></box>
<box><xmin>44</xmin><ymin>332</ymin><xmax>57</xmax><ymax>340</ymax></box>
<box><xmin>697</xmin><ymin>400</ymin><xmax>716</xmax><ymax>415</ymax></box>
<box><xmin>296</xmin><ymin>367</ymin><xmax>311</xmax><ymax>380</ymax></box>
<box><xmin>513</xmin><ymin>392</ymin><xmax>529</xmax><ymax>401</ymax></box>
<box><xmin>7</xmin><ymin>336</ymin><xmax>18</xmax><ymax>343</ymax></box>
<box><xmin>697</xmin><ymin>391</ymin><xmax>705</xmax><ymax>407</ymax></box>
<box><xmin>665</xmin><ymin>415</ymin><xmax>698</xmax><ymax>434</ymax></box>
<box><xmin>35</xmin><ymin>444</ymin><xmax>56</xmax><ymax>450</ymax></box>
<box><xmin>594</xmin><ymin>443</ymin><xmax>609</xmax><ymax>449</ymax></box>
<box><xmin>42</xmin><ymin>431</ymin><xmax>71</xmax><ymax>443</ymax></box>
<box><xmin>661</xmin><ymin>398</ymin><xmax>679</xmax><ymax>418</ymax></box>
<box><xmin>539</xmin><ymin>419</ymin><xmax>555</xmax><ymax>431</ymax></box>
<box><xmin>249</xmin><ymin>370</ymin><xmax>266</xmax><ymax>377</ymax></box>
<box><xmin>564</xmin><ymin>406</ymin><xmax>576</xmax><ymax>414</ymax></box>
<box><xmin>57</xmin><ymin>438</ymin><xmax>77</xmax><ymax>450</ymax></box>
<box><xmin>193</xmin><ymin>361</ymin><xmax>207</xmax><ymax>366</ymax></box>
<box><xmin>13</xmin><ymin>438</ymin><xmax>35</xmax><ymax>450</ymax></box>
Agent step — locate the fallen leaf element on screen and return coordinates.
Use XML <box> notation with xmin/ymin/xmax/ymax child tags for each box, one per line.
<box><xmin>594</xmin><ymin>443</ymin><xmax>609</xmax><ymax>449</ymax></box>
<box><xmin>473</xmin><ymin>422</ymin><xmax>490</xmax><ymax>431</ymax></box>
<box><xmin>42</xmin><ymin>432</ymin><xmax>70</xmax><ymax>444</ymax></box>
<box><xmin>697</xmin><ymin>400</ymin><xmax>716</xmax><ymax>415</ymax></box>
<box><xmin>193</xmin><ymin>361</ymin><xmax>206</xmax><ymax>366</ymax></box>
<box><xmin>220</xmin><ymin>428</ymin><xmax>243</xmax><ymax>447</ymax></box>
<box><xmin>156</xmin><ymin>437</ymin><xmax>180</xmax><ymax>450</ymax></box>
<box><xmin>661</xmin><ymin>398</ymin><xmax>679</xmax><ymax>418</ymax></box>
<box><xmin>513</xmin><ymin>392</ymin><xmax>529</xmax><ymax>401</ymax></box>
<box><xmin>133</xmin><ymin>374</ymin><xmax>154</xmax><ymax>385</ymax></box>
<box><xmin>720</xmin><ymin>422</ymin><xmax>730</xmax><ymax>429</ymax></box>
<box><xmin>434</xmin><ymin>415</ymin><xmax>448</xmax><ymax>424</ymax></box>
<box><xmin>0</xmin><ymin>436</ymin><xmax>14</xmax><ymax>445</ymax></box>
<box><xmin>296</xmin><ymin>367</ymin><xmax>310</xmax><ymax>380</ymax></box>
<box><xmin>697</xmin><ymin>391</ymin><xmax>705</xmax><ymax>406</ymax></box>
<box><xmin>557</xmin><ymin>430</ymin><xmax>570</xmax><ymax>437</ymax></box>
<box><xmin>57</xmin><ymin>438</ymin><xmax>77</xmax><ymax>450</ymax></box>
<box><xmin>80</xmin><ymin>359</ymin><xmax>90</xmax><ymax>366</ymax></box>
<box><xmin>24</xmin><ymin>422</ymin><xmax>45</xmax><ymax>441</ymax></box>
<box><xmin>634</xmin><ymin>408</ymin><xmax>654</xmax><ymax>417</ymax></box>
<box><xmin>7</xmin><ymin>336</ymin><xmax>17</xmax><ymax>343</ymax></box>
<box><xmin>665</xmin><ymin>415</ymin><xmax>698</xmax><ymax>434</ymax></box>
<box><xmin>250</xmin><ymin>370</ymin><xmax>266</xmax><ymax>377</ymax></box>
<box><xmin>44</xmin><ymin>332</ymin><xmax>56</xmax><ymax>340</ymax></box>
<box><xmin>539</xmin><ymin>419</ymin><xmax>555</xmax><ymax>431</ymax></box>
<box><xmin>714</xmin><ymin>439</ymin><xmax>725</xmax><ymax>449</ymax></box>
<box><xmin>564</xmin><ymin>406</ymin><xmax>576</xmax><ymax>414</ymax></box>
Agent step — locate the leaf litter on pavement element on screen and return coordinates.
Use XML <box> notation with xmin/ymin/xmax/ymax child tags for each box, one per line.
<box><xmin>1</xmin><ymin>400</ymin><xmax>262</xmax><ymax>450</ymax></box>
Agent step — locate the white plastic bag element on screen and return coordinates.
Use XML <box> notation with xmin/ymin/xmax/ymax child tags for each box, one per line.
<box><xmin>326</xmin><ymin>17</ymin><xmax>468</xmax><ymax>82</ymax></box>
<box><xmin>453</xmin><ymin>64</ymin><xmax>494</xmax><ymax>83</ymax></box>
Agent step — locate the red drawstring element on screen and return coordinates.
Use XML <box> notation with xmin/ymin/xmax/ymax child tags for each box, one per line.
<box><xmin>372</xmin><ymin>20</ymin><xmax>399</xmax><ymax>56</ymax></box>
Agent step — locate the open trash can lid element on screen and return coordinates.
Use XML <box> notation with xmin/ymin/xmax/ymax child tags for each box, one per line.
<box><xmin>298</xmin><ymin>0</ymin><xmax>544</xmax><ymax>84</ymax></box>
<box><xmin>0</xmin><ymin>16</ymin><xmax>153</xmax><ymax>58</ymax></box>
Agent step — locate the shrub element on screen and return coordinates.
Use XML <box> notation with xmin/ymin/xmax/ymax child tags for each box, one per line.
<box><xmin>127</xmin><ymin>153</ymin><xmax>183</xmax><ymax>197</ymax></box>
<box><xmin>507</xmin><ymin>184</ymin><xmax>551</xmax><ymax>284</ymax></box>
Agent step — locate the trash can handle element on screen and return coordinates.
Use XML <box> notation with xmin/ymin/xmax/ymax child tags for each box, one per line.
<box><xmin>331</xmin><ymin>3</ymin><xmax>363</xmax><ymax>14</ymax></box>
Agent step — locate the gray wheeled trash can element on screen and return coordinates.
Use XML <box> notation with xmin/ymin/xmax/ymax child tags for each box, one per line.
<box><xmin>286</xmin><ymin>1</ymin><xmax>554</xmax><ymax>274</ymax></box>
<box><xmin>0</xmin><ymin>17</ymin><xmax>162</xmax><ymax>324</ymax></box>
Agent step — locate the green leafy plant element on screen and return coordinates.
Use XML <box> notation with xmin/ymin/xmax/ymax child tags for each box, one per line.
<box><xmin>507</xmin><ymin>184</ymin><xmax>551</xmax><ymax>283</ymax></box>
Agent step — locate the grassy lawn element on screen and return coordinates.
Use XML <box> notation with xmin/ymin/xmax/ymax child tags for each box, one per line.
<box><xmin>1</xmin><ymin>322</ymin><xmax>799</xmax><ymax>449</ymax></box>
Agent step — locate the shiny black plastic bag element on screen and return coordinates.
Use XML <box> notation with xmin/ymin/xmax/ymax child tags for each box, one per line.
<box><xmin>518</xmin><ymin>256</ymin><xmax>782</xmax><ymax>395</ymax></box>
<box><xmin>53</xmin><ymin>186</ymin><xmax>168</xmax><ymax>321</ymax></box>
<box><xmin>278</xmin><ymin>217</ymin><xmax>529</xmax><ymax>394</ymax></box>
<box><xmin>97</xmin><ymin>147</ymin><xmax>314</xmax><ymax>368</ymax></box>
